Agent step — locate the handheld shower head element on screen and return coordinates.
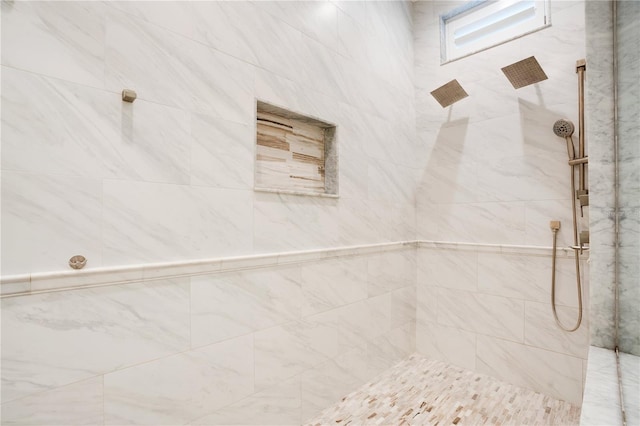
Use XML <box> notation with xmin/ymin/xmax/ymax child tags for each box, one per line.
<box><xmin>553</xmin><ymin>119</ymin><xmax>575</xmax><ymax>138</ymax></box>
<box><xmin>553</xmin><ymin>119</ymin><xmax>576</xmax><ymax>160</ymax></box>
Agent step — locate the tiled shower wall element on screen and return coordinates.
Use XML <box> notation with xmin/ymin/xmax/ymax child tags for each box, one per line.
<box><xmin>1</xmin><ymin>1</ymin><xmax>418</xmax><ymax>276</ymax></box>
<box><xmin>586</xmin><ymin>0</ymin><xmax>639</xmax><ymax>357</ymax></box>
<box><xmin>1</xmin><ymin>1</ymin><xmax>598</xmax><ymax>423</ymax></box>
<box><xmin>416</xmin><ymin>243</ymin><xmax>588</xmax><ymax>405</ymax></box>
<box><xmin>1</xmin><ymin>248</ymin><xmax>417</xmax><ymax>425</ymax></box>
<box><xmin>1</xmin><ymin>1</ymin><xmax>420</xmax><ymax>424</ymax></box>
<box><xmin>616</xmin><ymin>0</ymin><xmax>640</xmax><ymax>357</ymax></box>
<box><xmin>413</xmin><ymin>0</ymin><xmax>589</xmax><ymax>405</ymax></box>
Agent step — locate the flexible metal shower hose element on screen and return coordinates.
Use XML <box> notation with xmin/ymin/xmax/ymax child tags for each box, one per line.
<box><xmin>550</xmin><ymin>165</ymin><xmax>583</xmax><ymax>332</ymax></box>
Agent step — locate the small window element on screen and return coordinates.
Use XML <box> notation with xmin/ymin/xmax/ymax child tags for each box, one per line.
<box><xmin>440</xmin><ymin>0</ymin><xmax>551</xmax><ymax>63</ymax></box>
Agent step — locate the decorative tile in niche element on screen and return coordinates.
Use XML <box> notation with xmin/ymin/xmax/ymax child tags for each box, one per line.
<box><xmin>255</xmin><ymin>101</ymin><xmax>338</xmax><ymax>197</ymax></box>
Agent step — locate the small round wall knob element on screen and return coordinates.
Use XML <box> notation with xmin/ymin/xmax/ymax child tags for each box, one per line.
<box><xmin>69</xmin><ymin>255</ymin><xmax>87</xmax><ymax>270</ymax></box>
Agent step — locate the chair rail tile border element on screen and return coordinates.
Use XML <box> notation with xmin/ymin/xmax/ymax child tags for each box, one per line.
<box><xmin>1</xmin><ymin>240</ymin><xmax>586</xmax><ymax>298</ymax></box>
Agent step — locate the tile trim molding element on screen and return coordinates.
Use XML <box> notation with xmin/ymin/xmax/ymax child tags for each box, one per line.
<box><xmin>1</xmin><ymin>240</ymin><xmax>583</xmax><ymax>298</ymax></box>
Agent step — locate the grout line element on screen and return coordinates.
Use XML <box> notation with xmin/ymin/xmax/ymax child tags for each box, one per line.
<box><xmin>102</xmin><ymin>375</ymin><xmax>105</xmax><ymax>426</ymax></box>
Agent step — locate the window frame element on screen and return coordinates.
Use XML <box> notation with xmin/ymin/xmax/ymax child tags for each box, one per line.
<box><xmin>440</xmin><ymin>0</ymin><xmax>551</xmax><ymax>64</ymax></box>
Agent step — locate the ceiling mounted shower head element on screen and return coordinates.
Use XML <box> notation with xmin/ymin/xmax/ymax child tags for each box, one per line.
<box><xmin>430</xmin><ymin>79</ymin><xmax>469</xmax><ymax>108</ymax></box>
<box><xmin>501</xmin><ymin>56</ymin><xmax>548</xmax><ymax>89</ymax></box>
<box><xmin>553</xmin><ymin>119</ymin><xmax>575</xmax><ymax>138</ymax></box>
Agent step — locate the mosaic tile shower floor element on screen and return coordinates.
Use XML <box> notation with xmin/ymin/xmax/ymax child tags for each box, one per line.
<box><xmin>305</xmin><ymin>354</ymin><xmax>581</xmax><ymax>425</ymax></box>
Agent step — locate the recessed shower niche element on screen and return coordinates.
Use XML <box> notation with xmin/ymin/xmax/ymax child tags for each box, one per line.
<box><xmin>255</xmin><ymin>101</ymin><xmax>338</xmax><ymax>197</ymax></box>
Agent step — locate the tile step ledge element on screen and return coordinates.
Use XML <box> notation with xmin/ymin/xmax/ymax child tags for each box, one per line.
<box><xmin>580</xmin><ymin>346</ymin><xmax>624</xmax><ymax>425</ymax></box>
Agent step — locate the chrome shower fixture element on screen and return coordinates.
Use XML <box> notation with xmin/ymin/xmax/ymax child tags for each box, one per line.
<box><xmin>430</xmin><ymin>79</ymin><xmax>469</xmax><ymax>108</ymax></box>
<box><xmin>501</xmin><ymin>56</ymin><xmax>548</xmax><ymax>89</ymax></box>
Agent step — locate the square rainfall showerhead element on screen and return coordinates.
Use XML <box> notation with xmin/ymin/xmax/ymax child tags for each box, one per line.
<box><xmin>430</xmin><ymin>79</ymin><xmax>469</xmax><ymax>108</ymax></box>
<box><xmin>501</xmin><ymin>56</ymin><xmax>548</xmax><ymax>89</ymax></box>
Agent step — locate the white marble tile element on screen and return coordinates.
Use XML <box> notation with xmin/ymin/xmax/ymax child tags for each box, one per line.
<box><xmin>524</xmin><ymin>301</ymin><xmax>589</xmax><ymax>359</ymax></box>
<box><xmin>262</xmin><ymin>2</ymin><xmax>339</xmax><ymax>53</ymax></box>
<box><xmin>0</xmin><ymin>377</ymin><xmax>103</xmax><ymax>426</ymax></box>
<box><xmin>176</xmin><ymin>39</ymin><xmax>255</xmax><ymax>124</ymax></box>
<box><xmin>237</xmin><ymin>2</ymin><xmax>308</xmax><ymax>82</ymax></box>
<box><xmin>333</xmin><ymin>0</ymin><xmax>368</xmax><ymax>27</ymax></box>
<box><xmin>437</xmin><ymin>288</ymin><xmax>525</xmax><ymax>342</ymax></box>
<box><xmin>190</xmin><ymin>114</ymin><xmax>253</xmax><ymax>190</ymax></box>
<box><xmin>1</xmin><ymin>171</ymin><xmax>103</xmax><ymax>275</ymax></box>
<box><xmin>419</xmin><ymin>153</ymin><xmax>478</xmax><ymax>205</ymax></box>
<box><xmin>105</xmin><ymin>7</ymin><xmax>254</xmax><ymax>122</ymax></box>
<box><xmin>337</xmin><ymin>8</ymin><xmax>365</xmax><ymax>60</ymax></box>
<box><xmin>254</xmin><ymin>313</ymin><xmax>338</xmax><ymax>391</ymax></box>
<box><xmin>299</xmin><ymin>34</ymin><xmax>345</xmax><ymax>101</ymax></box>
<box><xmin>188</xmin><ymin>1</ymin><xmax>260</xmax><ymax>65</ymax></box>
<box><xmin>525</xmin><ymin>198</ymin><xmax>584</xmax><ymax>248</ymax></box>
<box><xmin>1</xmin><ymin>1</ymin><xmax>106</xmax><ymax>87</ymax></box>
<box><xmin>102</xmin><ymin>180</ymin><xmax>194</xmax><ymax>266</ymax></box>
<box><xmin>193</xmin><ymin>2</ymin><xmax>306</xmax><ymax>82</ymax></box>
<box><xmin>470</xmin><ymin>102</ymin><xmax>576</xmax><ymax>204</ymax></box>
<box><xmin>1</xmin><ymin>67</ymin><xmax>192</xmax><ymax>186</ymax></box>
<box><xmin>477</xmin><ymin>334</ymin><xmax>584</xmax><ymax>405</ymax></box>
<box><xmin>190</xmin><ymin>266</ymin><xmax>302</xmax><ymax>348</ymax></box>
<box><xmin>106</xmin><ymin>1</ymin><xmax>196</xmax><ymax>40</ymax></box>
<box><xmin>253</xmin><ymin>192</ymin><xmax>339</xmax><ymax>253</ymax></box>
<box><xmin>617</xmin><ymin>0</ymin><xmax>640</xmax><ymax>358</ymax></box>
<box><xmin>337</xmin><ymin>198</ymin><xmax>380</xmax><ymax>244</ymax></box>
<box><xmin>619</xmin><ymin>247</ymin><xmax>640</xmax><ymax>355</ymax></box>
<box><xmin>475</xmin><ymin>153</ymin><xmax>568</xmax><ymax>203</ymax></box>
<box><xmin>620</xmin><ymin>352</ymin><xmax>640</xmax><ymax>426</ymax></box>
<box><xmin>188</xmin><ymin>187</ymin><xmax>254</xmax><ymax>259</ymax></box>
<box><xmin>416</xmin><ymin>282</ymin><xmax>438</xmax><ymax>326</ymax></box>
<box><xmin>477</xmin><ymin>253</ymin><xmax>583</xmax><ymax>308</ymax></box>
<box><xmin>1</xmin><ymin>279</ymin><xmax>190</xmax><ymax>403</ymax></box>
<box><xmin>104</xmin><ymin>9</ymin><xmax>190</xmax><ymax>110</ymax></box>
<box><xmin>1</xmin><ymin>67</ymin><xmax>115</xmax><ymax>180</ymax></box>
<box><xmin>301</xmin><ymin>256</ymin><xmax>367</xmax><ymax>317</ymax></box>
<box><xmin>580</xmin><ymin>346</ymin><xmax>623</xmax><ymax>425</ymax></box>
<box><xmin>366</xmin><ymin>323</ymin><xmax>415</xmax><ymax>379</ymax></box>
<box><xmin>521</xmin><ymin>2</ymin><xmax>586</xmax><ymax>78</ymax></box>
<box><xmin>366</xmin><ymin>200</ymin><xmax>415</xmax><ymax>243</ymax></box>
<box><xmin>191</xmin><ymin>376</ymin><xmax>301</xmax><ymax>426</ymax></box>
<box><xmin>301</xmin><ymin>349</ymin><xmax>365</xmax><ymax>421</ymax></box>
<box><xmin>111</xmin><ymin>99</ymin><xmax>192</xmax><ymax>184</ymax></box>
<box><xmin>585</xmin><ymin>0</ymin><xmax>616</xmax><ymax>351</ymax></box>
<box><xmin>416</xmin><ymin>322</ymin><xmax>477</xmax><ymax>371</ymax></box>
<box><xmin>103</xmin><ymin>181</ymin><xmax>254</xmax><ymax>266</ymax></box>
<box><xmin>254</xmin><ymin>69</ymin><xmax>306</xmax><ymax>121</ymax></box>
<box><xmin>416</xmin><ymin>201</ymin><xmax>441</xmax><ymax>240</ymax></box>
<box><xmin>104</xmin><ymin>334</ymin><xmax>254</xmax><ymax>426</ymax></box>
<box><xmin>363</xmin><ymin>117</ymin><xmax>417</xmax><ymax>170</ymax></box>
<box><xmin>437</xmin><ymin>201</ymin><xmax>527</xmax><ymax>245</ymax></box>
<box><xmin>366</xmin><ymin>158</ymin><xmax>417</xmax><ymax>206</ymax></box>
<box><xmin>390</xmin><ymin>285</ymin><xmax>417</xmax><ymax>329</ymax></box>
<box><xmin>367</xmin><ymin>250</ymin><xmax>415</xmax><ymax>297</ymax></box>
<box><xmin>332</xmin><ymin>300</ymin><xmax>376</xmax><ymax>353</ymax></box>
<box><xmin>363</xmin><ymin>293</ymin><xmax>393</xmax><ymax>342</ymax></box>
<box><xmin>418</xmin><ymin>249</ymin><xmax>477</xmax><ymax>291</ymax></box>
